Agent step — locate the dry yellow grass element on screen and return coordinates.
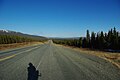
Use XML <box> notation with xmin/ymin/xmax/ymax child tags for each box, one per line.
<box><xmin>55</xmin><ymin>44</ymin><xmax>120</xmax><ymax>69</ymax></box>
<box><xmin>0</xmin><ymin>42</ymin><xmax>43</xmax><ymax>51</ymax></box>
<box><xmin>77</xmin><ymin>49</ymin><xmax>120</xmax><ymax>68</ymax></box>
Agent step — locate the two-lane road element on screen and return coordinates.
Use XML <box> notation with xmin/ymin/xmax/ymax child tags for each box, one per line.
<box><xmin>0</xmin><ymin>41</ymin><xmax>120</xmax><ymax>80</ymax></box>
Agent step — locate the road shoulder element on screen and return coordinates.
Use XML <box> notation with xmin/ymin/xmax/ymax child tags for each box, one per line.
<box><xmin>54</xmin><ymin>44</ymin><xmax>120</xmax><ymax>69</ymax></box>
<box><xmin>0</xmin><ymin>42</ymin><xmax>44</xmax><ymax>51</ymax></box>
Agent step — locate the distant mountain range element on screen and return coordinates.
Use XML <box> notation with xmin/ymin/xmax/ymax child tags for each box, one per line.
<box><xmin>0</xmin><ymin>29</ymin><xmax>47</xmax><ymax>40</ymax></box>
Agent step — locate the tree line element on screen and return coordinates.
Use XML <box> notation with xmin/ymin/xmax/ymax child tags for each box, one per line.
<box><xmin>53</xmin><ymin>27</ymin><xmax>120</xmax><ymax>51</ymax></box>
<box><xmin>0</xmin><ymin>35</ymin><xmax>42</xmax><ymax>44</ymax></box>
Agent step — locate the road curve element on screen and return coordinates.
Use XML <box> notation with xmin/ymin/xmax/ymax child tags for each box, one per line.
<box><xmin>0</xmin><ymin>41</ymin><xmax>120</xmax><ymax>80</ymax></box>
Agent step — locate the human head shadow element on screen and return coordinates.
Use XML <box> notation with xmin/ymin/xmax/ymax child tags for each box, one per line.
<box><xmin>27</xmin><ymin>63</ymin><xmax>41</xmax><ymax>80</ymax></box>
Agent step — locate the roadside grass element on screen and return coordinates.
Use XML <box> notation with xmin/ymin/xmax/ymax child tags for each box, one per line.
<box><xmin>75</xmin><ymin>49</ymin><xmax>120</xmax><ymax>68</ymax></box>
<box><xmin>55</xmin><ymin>44</ymin><xmax>120</xmax><ymax>69</ymax></box>
<box><xmin>103</xmin><ymin>54</ymin><xmax>120</xmax><ymax>69</ymax></box>
<box><xmin>0</xmin><ymin>42</ymin><xmax>43</xmax><ymax>51</ymax></box>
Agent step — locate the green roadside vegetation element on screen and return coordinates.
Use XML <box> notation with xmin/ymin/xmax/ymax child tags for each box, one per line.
<box><xmin>0</xmin><ymin>35</ymin><xmax>47</xmax><ymax>50</ymax></box>
<box><xmin>0</xmin><ymin>35</ymin><xmax>46</xmax><ymax>44</ymax></box>
<box><xmin>53</xmin><ymin>27</ymin><xmax>120</xmax><ymax>51</ymax></box>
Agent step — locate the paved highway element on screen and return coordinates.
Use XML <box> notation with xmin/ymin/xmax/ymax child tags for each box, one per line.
<box><xmin>0</xmin><ymin>41</ymin><xmax>120</xmax><ymax>80</ymax></box>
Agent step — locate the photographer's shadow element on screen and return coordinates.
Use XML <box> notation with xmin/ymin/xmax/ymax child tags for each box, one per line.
<box><xmin>27</xmin><ymin>63</ymin><xmax>41</xmax><ymax>80</ymax></box>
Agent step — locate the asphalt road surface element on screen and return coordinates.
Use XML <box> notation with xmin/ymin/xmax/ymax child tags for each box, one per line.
<box><xmin>0</xmin><ymin>41</ymin><xmax>120</xmax><ymax>80</ymax></box>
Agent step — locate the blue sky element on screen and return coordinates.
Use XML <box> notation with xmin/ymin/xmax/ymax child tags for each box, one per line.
<box><xmin>0</xmin><ymin>0</ymin><xmax>120</xmax><ymax>37</ymax></box>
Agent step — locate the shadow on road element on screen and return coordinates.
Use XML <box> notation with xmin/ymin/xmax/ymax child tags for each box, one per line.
<box><xmin>27</xmin><ymin>63</ymin><xmax>41</xmax><ymax>80</ymax></box>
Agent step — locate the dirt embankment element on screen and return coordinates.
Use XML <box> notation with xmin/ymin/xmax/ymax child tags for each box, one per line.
<box><xmin>0</xmin><ymin>42</ymin><xmax>43</xmax><ymax>51</ymax></box>
<box><xmin>55</xmin><ymin>44</ymin><xmax>120</xmax><ymax>69</ymax></box>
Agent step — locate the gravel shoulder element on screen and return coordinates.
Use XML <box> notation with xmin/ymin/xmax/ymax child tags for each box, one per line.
<box><xmin>56</xmin><ymin>44</ymin><xmax>120</xmax><ymax>69</ymax></box>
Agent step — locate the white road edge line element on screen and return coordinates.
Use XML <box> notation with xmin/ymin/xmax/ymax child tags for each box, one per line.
<box><xmin>0</xmin><ymin>46</ymin><xmax>40</xmax><ymax>61</ymax></box>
